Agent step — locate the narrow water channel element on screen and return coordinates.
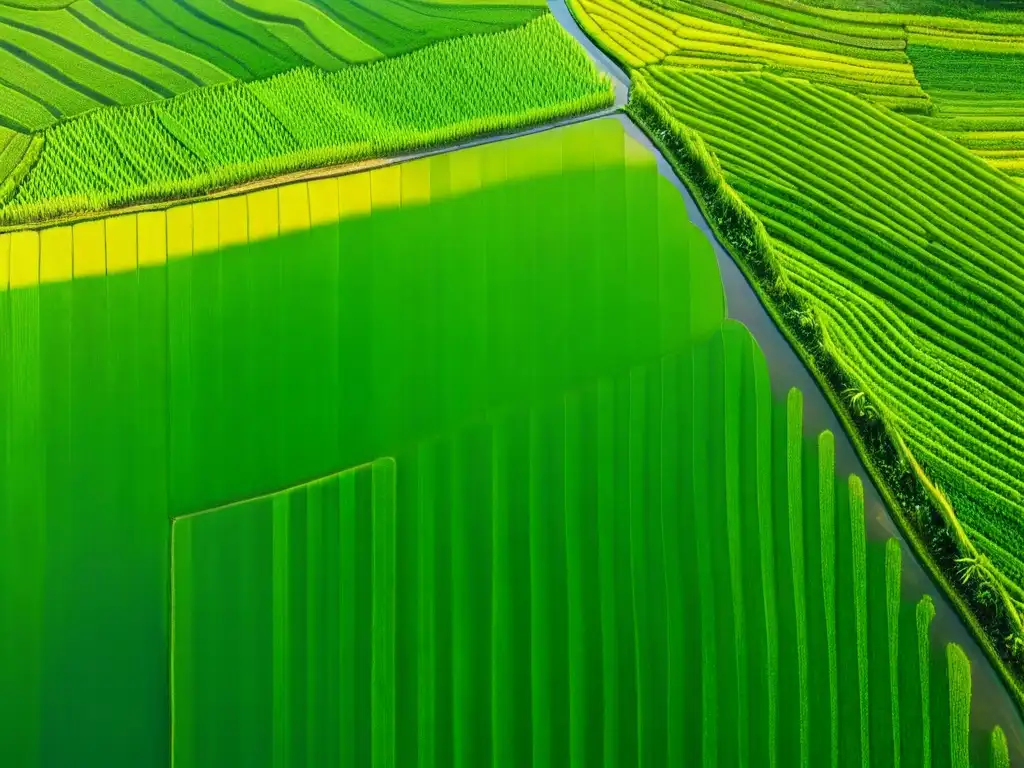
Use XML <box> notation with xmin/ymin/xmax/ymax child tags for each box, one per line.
<box><xmin>546</xmin><ymin>0</ymin><xmax>1024</xmax><ymax>758</ymax></box>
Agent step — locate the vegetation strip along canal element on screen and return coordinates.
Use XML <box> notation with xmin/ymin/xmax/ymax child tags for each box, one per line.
<box><xmin>547</xmin><ymin>0</ymin><xmax>1024</xmax><ymax>757</ymax></box>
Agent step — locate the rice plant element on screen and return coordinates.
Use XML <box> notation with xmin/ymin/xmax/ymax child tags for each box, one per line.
<box><xmin>918</xmin><ymin>595</ymin><xmax>936</xmax><ymax>768</ymax></box>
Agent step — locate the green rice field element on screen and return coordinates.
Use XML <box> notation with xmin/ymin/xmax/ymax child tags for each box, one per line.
<box><xmin>907</xmin><ymin>44</ymin><xmax>1024</xmax><ymax>182</ymax></box>
<box><xmin>0</xmin><ymin>0</ymin><xmax>544</xmax><ymax>130</ymax></box>
<box><xmin>567</xmin><ymin>0</ymin><xmax>1024</xmax><ymax>706</ymax></box>
<box><xmin>0</xmin><ymin>12</ymin><xmax>614</xmax><ymax>225</ymax></box>
<box><xmin>170</xmin><ymin>335</ymin><xmax>1014</xmax><ymax>768</ymax></box>
<box><xmin>0</xmin><ymin>114</ymin><xmax>1018</xmax><ymax>766</ymax></box>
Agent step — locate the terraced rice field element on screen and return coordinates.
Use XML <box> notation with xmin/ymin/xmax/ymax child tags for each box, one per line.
<box><xmin>907</xmin><ymin>44</ymin><xmax>1024</xmax><ymax>183</ymax></box>
<box><xmin>572</xmin><ymin>0</ymin><xmax>1024</xmax><ymax>177</ymax></box>
<box><xmin>567</xmin><ymin>0</ymin><xmax>1024</xmax><ymax>710</ymax></box>
<box><xmin>0</xmin><ymin>0</ymin><xmax>544</xmax><ymax>131</ymax></box>
<box><xmin>0</xmin><ymin>13</ymin><xmax>614</xmax><ymax>225</ymax></box>
<box><xmin>1</xmin><ymin>115</ymin><xmax>1016</xmax><ymax>767</ymax></box>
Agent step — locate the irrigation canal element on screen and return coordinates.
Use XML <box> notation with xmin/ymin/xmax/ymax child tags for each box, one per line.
<box><xmin>546</xmin><ymin>0</ymin><xmax>1024</xmax><ymax>758</ymax></box>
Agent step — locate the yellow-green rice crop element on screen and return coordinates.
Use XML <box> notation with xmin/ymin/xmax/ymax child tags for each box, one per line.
<box><xmin>918</xmin><ymin>596</ymin><xmax>936</xmax><ymax>768</ymax></box>
<box><xmin>0</xmin><ymin>13</ymin><xmax>613</xmax><ymax>224</ymax></box>
<box><xmin>0</xmin><ymin>0</ymin><xmax>544</xmax><ymax>131</ymax></box>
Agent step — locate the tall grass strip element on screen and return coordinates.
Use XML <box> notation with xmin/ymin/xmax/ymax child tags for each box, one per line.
<box><xmin>754</xmin><ymin>336</ymin><xmax>779</xmax><ymax>768</ymax></box>
<box><xmin>629</xmin><ymin>368</ymin><xmax>651</xmax><ymax>766</ymax></box>
<box><xmin>372</xmin><ymin>458</ymin><xmax>397</xmax><ymax>767</ymax></box>
<box><xmin>417</xmin><ymin>444</ymin><xmax>437</xmax><ymax>768</ymax></box>
<box><xmin>692</xmin><ymin>351</ymin><xmax>717</xmax><ymax>768</ymax></box>
<box><xmin>947</xmin><ymin>644</ymin><xmax>972</xmax><ymax>768</ymax></box>
<box><xmin>491</xmin><ymin>420</ymin><xmax>512</xmax><ymax>768</ymax></box>
<box><xmin>564</xmin><ymin>393</ymin><xmax>587</xmax><ymax>768</ymax></box>
<box><xmin>530</xmin><ymin>409</ymin><xmax>553</xmax><ymax>768</ymax></box>
<box><xmin>597</xmin><ymin>379</ymin><xmax>619</xmax><ymax>767</ymax></box>
<box><xmin>849</xmin><ymin>476</ymin><xmax>870</xmax><ymax>768</ymax></box>
<box><xmin>272</xmin><ymin>492</ymin><xmax>292</xmax><ymax>768</ymax></box>
<box><xmin>990</xmin><ymin>726</ymin><xmax>1010</xmax><ymax>768</ymax></box>
<box><xmin>917</xmin><ymin>596</ymin><xmax>936</xmax><ymax>768</ymax></box>
<box><xmin>450</xmin><ymin>434</ymin><xmax>475</xmax><ymax>768</ymax></box>
<box><xmin>818</xmin><ymin>431</ymin><xmax>838</xmax><ymax>768</ymax></box>
<box><xmin>885</xmin><ymin>538</ymin><xmax>901</xmax><ymax>768</ymax></box>
<box><xmin>723</xmin><ymin>328</ymin><xmax>749</xmax><ymax>767</ymax></box>
<box><xmin>786</xmin><ymin>388</ymin><xmax>809</xmax><ymax>767</ymax></box>
<box><xmin>660</xmin><ymin>355</ymin><xmax>687</xmax><ymax>768</ymax></box>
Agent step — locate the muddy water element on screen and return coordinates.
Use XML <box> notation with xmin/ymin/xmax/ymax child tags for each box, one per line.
<box><xmin>547</xmin><ymin>0</ymin><xmax>1024</xmax><ymax>759</ymax></box>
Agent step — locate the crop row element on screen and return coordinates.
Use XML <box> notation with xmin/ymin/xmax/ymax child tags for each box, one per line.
<box><xmin>645</xmin><ymin>67</ymin><xmax>1024</xmax><ymax>285</ymax></box>
<box><xmin>0</xmin><ymin>0</ymin><xmax>546</xmax><ymax>133</ymax></box>
<box><xmin>779</xmin><ymin>255</ymin><xmax>1024</xmax><ymax>576</ymax></box>
<box><xmin>632</xmin><ymin>65</ymin><xmax>1024</xmax><ymax>639</ymax></box>
<box><xmin>775</xmin><ymin>243</ymin><xmax>1024</xmax><ymax>461</ymax></box>
<box><xmin>0</xmin><ymin>14</ymin><xmax>615</xmax><ymax>225</ymax></box>
<box><xmin>659</xmin><ymin>0</ymin><xmax>908</xmax><ymax>52</ymax></box>
<box><xmin>907</xmin><ymin>44</ymin><xmax>1024</xmax><ymax>175</ymax></box>
<box><xmin>785</xmin><ymin>263</ymin><xmax>1024</xmax><ymax>575</ymax></box>
<box><xmin>646</xmin><ymin>100</ymin><xmax>1024</xmax><ymax>360</ymax></box>
<box><xmin>166</xmin><ymin>324</ymin><xmax>1018</xmax><ymax>768</ymax></box>
<box><xmin>771</xmin><ymin>217</ymin><xmax>1024</xmax><ymax>483</ymax></box>
<box><xmin>575</xmin><ymin>0</ymin><xmax>928</xmax><ymax>104</ymax></box>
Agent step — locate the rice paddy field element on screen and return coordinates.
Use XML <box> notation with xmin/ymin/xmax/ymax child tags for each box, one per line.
<box><xmin>0</xmin><ymin>0</ymin><xmax>545</xmax><ymax>129</ymax></box>
<box><xmin>907</xmin><ymin>44</ymin><xmax>1024</xmax><ymax>183</ymax></box>
<box><xmin>0</xmin><ymin>114</ymin><xmax>1018</xmax><ymax>767</ymax></box>
<box><xmin>566</xmin><ymin>0</ymin><xmax>1024</xmax><ymax>712</ymax></box>
<box><xmin>0</xmin><ymin>4</ymin><xmax>612</xmax><ymax>224</ymax></box>
<box><xmin>2</xmin><ymin>0</ymin><xmax>1024</xmax><ymax>765</ymax></box>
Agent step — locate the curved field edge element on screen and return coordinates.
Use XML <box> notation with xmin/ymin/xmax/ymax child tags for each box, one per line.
<box><xmin>0</xmin><ymin>12</ymin><xmax>614</xmax><ymax>228</ymax></box>
<box><xmin>623</xmin><ymin>78</ymin><xmax>1024</xmax><ymax>715</ymax></box>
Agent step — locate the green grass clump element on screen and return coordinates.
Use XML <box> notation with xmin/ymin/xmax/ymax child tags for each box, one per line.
<box><xmin>0</xmin><ymin>13</ymin><xmax>613</xmax><ymax>225</ymax></box>
<box><xmin>849</xmin><ymin>476</ymin><xmax>871</xmax><ymax>768</ymax></box>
